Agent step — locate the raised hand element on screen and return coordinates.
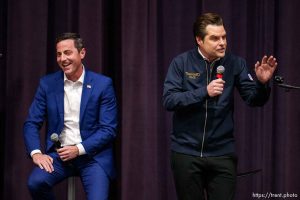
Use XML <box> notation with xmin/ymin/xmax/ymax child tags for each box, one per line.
<box><xmin>254</xmin><ymin>55</ymin><xmax>278</xmax><ymax>84</ymax></box>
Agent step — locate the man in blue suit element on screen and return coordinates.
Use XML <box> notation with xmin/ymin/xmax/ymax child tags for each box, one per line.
<box><xmin>23</xmin><ymin>32</ymin><xmax>118</xmax><ymax>200</ymax></box>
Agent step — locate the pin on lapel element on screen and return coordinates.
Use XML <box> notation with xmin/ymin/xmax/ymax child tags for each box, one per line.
<box><xmin>87</xmin><ymin>84</ymin><xmax>92</xmax><ymax>89</ymax></box>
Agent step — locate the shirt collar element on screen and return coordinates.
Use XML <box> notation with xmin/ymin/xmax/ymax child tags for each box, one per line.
<box><xmin>198</xmin><ymin>47</ymin><xmax>221</xmax><ymax>63</ymax></box>
<box><xmin>64</xmin><ymin>65</ymin><xmax>85</xmax><ymax>84</ymax></box>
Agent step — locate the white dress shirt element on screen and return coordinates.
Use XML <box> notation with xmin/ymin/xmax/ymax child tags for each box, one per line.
<box><xmin>60</xmin><ymin>69</ymin><xmax>86</xmax><ymax>155</ymax></box>
<box><xmin>30</xmin><ymin>68</ymin><xmax>86</xmax><ymax>157</ymax></box>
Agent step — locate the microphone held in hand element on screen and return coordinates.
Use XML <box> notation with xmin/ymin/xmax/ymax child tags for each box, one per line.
<box><xmin>50</xmin><ymin>133</ymin><xmax>62</xmax><ymax>149</ymax></box>
<box><xmin>214</xmin><ymin>66</ymin><xmax>225</xmax><ymax>104</ymax></box>
<box><xmin>216</xmin><ymin>65</ymin><xmax>225</xmax><ymax>79</ymax></box>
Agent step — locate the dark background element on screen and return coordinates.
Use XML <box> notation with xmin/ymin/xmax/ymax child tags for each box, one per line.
<box><xmin>1</xmin><ymin>0</ymin><xmax>300</xmax><ymax>199</ymax></box>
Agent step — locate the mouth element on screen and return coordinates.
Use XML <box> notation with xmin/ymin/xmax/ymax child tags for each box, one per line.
<box><xmin>61</xmin><ymin>62</ymin><xmax>72</xmax><ymax>70</ymax></box>
<box><xmin>217</xmin><ymin>48</ymin><xmax>226</xmax><ymax>53</ymax></box>
<box><xmin>62</xmin><ymin>62</ymin><xmax>71</xmax><ymax>67</ymax></box>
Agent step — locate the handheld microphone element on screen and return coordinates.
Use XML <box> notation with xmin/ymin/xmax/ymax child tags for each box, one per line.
<box><xmin>215</xmin><ymin>66</ymin><xmax>225</xmax><ymax>104</ymax></box>
<box><xmin>50</xmin><ymin>133</ymin><xmax>62</xmax><ymax>149</ymax></box>
<box><xmin>216</xmin><ymin>65</ymin><xmax>225</xmax><ymax>79</ymax></box>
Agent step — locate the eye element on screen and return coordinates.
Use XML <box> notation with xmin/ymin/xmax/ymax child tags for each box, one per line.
<box><xmin>64</xmin><ymin>50</ymin><xmax>73</xmax><ymax>56</ymax></box>
<box><xmin>210</xmin><ymin>35</ymin><xmax>223</xmax><ymax>42</ymax></box>
<box><xmin>210</xmin><ymin>36</ymin><xmax>218</xmax><ymax>41</ymax></box>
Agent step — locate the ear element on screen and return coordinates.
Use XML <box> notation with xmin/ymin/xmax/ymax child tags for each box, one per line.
<box><xmin>80</xmin><ymin>48</ymin><xmax>86</xmax><ymax>59</ymax></box>
<box><xmin>195</xmin><ymin>36</ymin><xmax>203</xmax><ymax>46</ymax></box>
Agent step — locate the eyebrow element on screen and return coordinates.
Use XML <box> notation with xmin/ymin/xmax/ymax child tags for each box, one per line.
<box><xmin>208</xmin><ymin>34</ymin><xmax>226</xmax><ymax>39</ymax></box>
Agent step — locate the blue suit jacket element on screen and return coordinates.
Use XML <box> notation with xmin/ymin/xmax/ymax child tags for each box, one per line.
<box><xmin>23</xmin><ymin>69</ymin><xmax>118</xmax><ymax>178</ymax></box>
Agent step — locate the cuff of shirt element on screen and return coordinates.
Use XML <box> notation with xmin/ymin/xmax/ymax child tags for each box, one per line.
<box><xmin>30</xmin><ymin>149</ymin><xmax>42</xmax><ymax>157</ymax></box>
<box><xmin>76</xmin><ymin>143</ymin><xmax>86</xmax><ymax>156</ymax></box>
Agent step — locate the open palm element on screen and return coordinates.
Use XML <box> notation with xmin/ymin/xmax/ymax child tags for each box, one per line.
<box><xmin>254</xmin><ymin>55</ymin><xmax>277</xmax><ymax>84</ymax></box>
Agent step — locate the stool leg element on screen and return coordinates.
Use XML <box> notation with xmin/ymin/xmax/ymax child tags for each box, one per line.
<box><xmin>68</xmin><ymin>177</ymin><xmax>76</xmax><ymax>200</ymax></box>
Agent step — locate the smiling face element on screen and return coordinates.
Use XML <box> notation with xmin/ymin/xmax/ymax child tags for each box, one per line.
<box><xmin>196</xmin><ymin>24</ymin><xmax>227</xmax><ymax>61</ymax></box>
<box><xmin>56</xmin><ymin>39</ymin><xmax>86</xmax><ymax>81</ymax></box>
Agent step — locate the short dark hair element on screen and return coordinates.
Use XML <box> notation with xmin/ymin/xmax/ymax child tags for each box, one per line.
<box><xmin>193</xmin><ymin>13</ymin><xmax>224</xmax><ymax>40</ymax></box>
<box><xmin>55</xmin><ymin>32</ymin><xmax>84</xmax><ymax>52</ymax></box>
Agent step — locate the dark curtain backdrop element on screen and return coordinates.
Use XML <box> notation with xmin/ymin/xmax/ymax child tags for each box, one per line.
<box><xmin>1</xmin><ymin>0</ymin><xmax>300</xmax><ymax>199</ymax></box>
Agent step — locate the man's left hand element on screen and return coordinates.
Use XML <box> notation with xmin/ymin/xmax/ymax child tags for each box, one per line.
<box><xmin>254</xmin><ymin>55</ymin><xmax>278</xmax><ymax>84</ymax></box>
<box><xmin>57</xmin><ymin>146</ymin><xmax>79</xmax><ymax>161</ymax></box>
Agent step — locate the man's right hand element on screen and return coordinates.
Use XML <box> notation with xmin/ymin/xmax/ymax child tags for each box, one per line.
<box><xmin>32</xmin><ymin>153</ymin><xmax>54</xmax><ymax>173</ymax></box>
<box><xmin>207</xmin><ymin>78</ymin><xmax>225</xmax><ymax>97</ymax></box>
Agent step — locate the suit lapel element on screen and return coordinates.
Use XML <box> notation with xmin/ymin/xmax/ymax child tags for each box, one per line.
<box><xmin>80</xmin><ymin>71</ymin><xmax>93</xmax><ymax>122</ymax></box>
<box><xmin>55</xmin><ymin>72</ymin><xmax>64</xmax><ymax>127</ymax></box>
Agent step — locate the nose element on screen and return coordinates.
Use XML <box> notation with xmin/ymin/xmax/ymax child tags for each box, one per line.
<box><xmin>60</xmin><ymin>54</ymin><xmax>67</xmax><ymax>61</ymax></box>
<box><xmin>219</xmin><ymin>38</ymin><xmax>226</xmax><ymax>45</ymax></box>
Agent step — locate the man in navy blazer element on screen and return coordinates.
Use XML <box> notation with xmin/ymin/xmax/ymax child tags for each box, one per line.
<box><xmin>23</xmin><ymin>33</ymin><xmax>118</xmax><ymax>200</ymax></box>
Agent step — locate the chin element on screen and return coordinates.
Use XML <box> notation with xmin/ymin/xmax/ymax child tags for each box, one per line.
<box><xmin>217</xmin><ymin>53</ymin><xmax>225</xmax><ymax>58</ymax></box>
<box><xmin>64</xmin><ymin>68</ymin><xmax>73</xmax><ymax>74</ymax></box>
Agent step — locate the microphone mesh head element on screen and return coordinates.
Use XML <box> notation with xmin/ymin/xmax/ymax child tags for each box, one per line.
<box><xmin>50</xmin><ymin>133</ymin><xmax>59</xmax><ymax>142</ymax></box>
<box><xmin>217</xmin><ymin>65</ymin><xmax>225</xmax><ymax>74</ymax></box>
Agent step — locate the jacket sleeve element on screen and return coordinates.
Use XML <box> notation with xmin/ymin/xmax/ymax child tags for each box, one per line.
<box><xmin>163</xmin><ymin>58</ymin><xmax>208</xmax><ymax>111</ymax></box>
<box><xmin>235</xmin><ymin>60</ymin><xmax>271</xmax><ymax>106</ymax></box>
<box><xmin>23</xmin><ymin>79</ymin><xmax>47</xmax><ymax>155</ymax></box>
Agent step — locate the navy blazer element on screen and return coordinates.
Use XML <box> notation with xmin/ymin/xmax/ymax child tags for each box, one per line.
<box><xmin>23</xmin><ymin>69</ymin><xmax>118</xmax><ymax>178</ymax></box>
